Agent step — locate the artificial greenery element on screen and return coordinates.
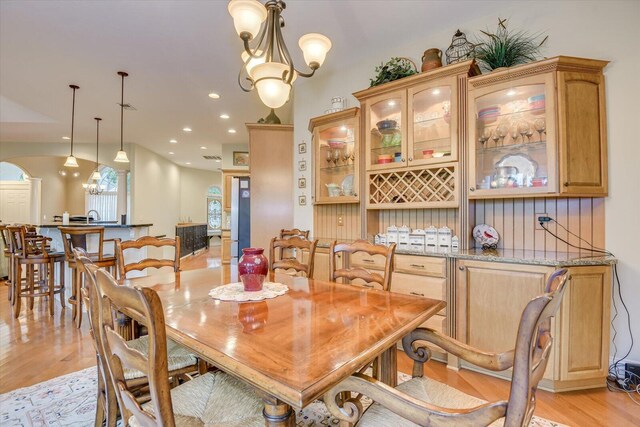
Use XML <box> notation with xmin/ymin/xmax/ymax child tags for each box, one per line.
<box><xmin>474</xmin><ymin>18</ymin><xmax>548</xmax><ymax>72</ymax></box>
<box><xmin>370</xmin><ymin>57</ymin><xmax>417</xmax><ymax>87</ymax></box>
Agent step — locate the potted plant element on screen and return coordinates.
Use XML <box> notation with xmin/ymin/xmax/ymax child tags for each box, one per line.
<box><xmin>369</xmin><ymin>57</ymin><xmax>418</xmax><ymax>87</ymax></box>
<box><xmin>474</xmin><ymin>18</ymin><xmax>548</xmax><ymax>72</ymax></box>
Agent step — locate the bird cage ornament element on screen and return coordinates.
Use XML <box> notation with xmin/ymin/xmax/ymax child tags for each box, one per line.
<box><xmin>445</xmin><ymin>29</ymin><xmax>475</xmax><ymax>65</ymax></box>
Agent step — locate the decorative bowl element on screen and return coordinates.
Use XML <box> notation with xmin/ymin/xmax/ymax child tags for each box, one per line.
<box><xmin>327</xmin><ymin>139</ymin><xmax>345</xmax><ymax>149</ymax></box>
<box><xmin>376</xmin><ymin>119</ymin><xmax>397</xmax><ymax>131</ymax></box>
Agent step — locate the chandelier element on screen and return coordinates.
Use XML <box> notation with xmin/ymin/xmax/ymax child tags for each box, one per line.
<box><xmin>84</xmin><ymin>117</ymin><xmax>104</xmax><ymax>195</ymax></box>
<box><xmin>113</xmin><ymin>71</ymin><xmax>130</xmax><ymax>163</ymax></box>
<box><xmin>63</xmin><ymin>85</ymin><xmax>80</xmax><ymax>168</ymax></box>
<box><xmin>228</xmin><ymin>0</ymin><xmax>332</xmax><ymax>109</ymax></box>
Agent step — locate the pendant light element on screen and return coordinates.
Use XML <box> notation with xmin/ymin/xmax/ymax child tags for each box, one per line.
<box><xmin>228</xmin><ymin>0</ymin><xmax>331</xmax><ymax>109</ymax></box>
<box><xmin>91</xmin><ymin>117</ymin><xmax>102</xmax><ymax>180</ymax></box>
<box><xmin>63</xmin><ymin>84</ymin><xmax>80</xmax><ymax>168</ymax></box>
<box><xmin>114</xmin><ymin>71</ymin><xmax>130</xmax><ymax>163</ymax></box>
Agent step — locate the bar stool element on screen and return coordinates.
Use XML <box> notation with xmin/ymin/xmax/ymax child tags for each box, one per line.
<box><xmin>9</xmin><ymin>225</ymin><xmax>65</xmax><ymax>318</ymax></box>
<box><xmin>59</xmin><ymin>226</ymin><xmax>117</xmax><ymax>328</ymax></box>
<box><xmin>0</xmin><ymin>224</ymin><xmax>13</xmax><ymax>301</ymax></box>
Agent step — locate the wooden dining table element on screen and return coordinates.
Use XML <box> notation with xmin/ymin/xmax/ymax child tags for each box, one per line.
<box><xmin>119</xmin><ymin>267</ymin><xmax>445</xmax><ymax>426</ymax></box>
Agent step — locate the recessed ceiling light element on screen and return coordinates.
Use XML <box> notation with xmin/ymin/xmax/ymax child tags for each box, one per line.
<box><xmin>208</xmin><ymin>92</ymin><xmax>220</xmax><ymax>99</ymax></box>
<box><xmin>228</xmin><ymin>128</ymin><xmax>236</xmax><ymax>134</ymax></box>
<box><xmin>169</xmin><ymin>139</ymin><xmax>178</xmax><ymax>143</ymax></box>
<box><xmin>169</xmin><ymin>151</ymin><xmax>175</xmax><ymax>155</ymax></box>
<box><xmin>220</xmin><ymin>113</ymin><xmax>230</xmax><ymax>119</ymax></box>
<box><xmin>72</xmin><ymin>172</ymin><xmax>80</xmax><ymax>178</ymax></box>
<box><xmin>62</xmin><ymin>136</ymin><xmax>70</xmax><ymax>140</ymax></box>
<box><xmin>183</xmin><ymin>127</ymin><xmax>192</xmax><ymax>132</ymax></box>
<box><xmin>200</xmin><ymin>146</ymin><xmax>207</xmax><ymax>150</ymax></box>
<box><xmin>185</xmin><ymin>162</ymin><xmax>191</xmax><ymax>165</ymax></box>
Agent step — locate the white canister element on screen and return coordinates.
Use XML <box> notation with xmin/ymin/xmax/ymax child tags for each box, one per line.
<box><xmin>386</xmin><ymin>225</ymin><xmax>398</xmax><ymax>246</ymax></box>
<box><xmin>331</xmin><ymin>96</ymin><xmax>345</xmax><ymax>110</ymax></box>
<box><xmin>398</xmin><ymin>225</ymin><xmax>411</xmax><ymax>250</ymax></box>
<box><xmin>425</xmin><ymin>226</ymin><xmax>438</xmax><ymax>247</ymax></box>
<box><xmin>62</xmin><ymin>211</ymin><xmax>70</xmax><ymax>225</ymax></box>
<box><xmin>451</xmin><ymin>235</ymin><xmax>460</xmax><ymax>250</ymax></box>
<box><xmin>438</xmin><ymin>226</ymin><xmax>452</xmax><ymax>248</ymax></box>
<box><xmin>409</xmin><ymin>229</ymin><xmax>426</xmax><ymax>253</ymax></box>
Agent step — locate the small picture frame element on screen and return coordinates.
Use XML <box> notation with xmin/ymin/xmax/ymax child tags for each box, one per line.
<box><xmin>298</xmin><ymin>160</ymin><xmax>307</xmax><ymax>171</ymax></box>
<box><xmin>298</xmin><ymin>177</ymin><xmax>306</xmax><ymax>189</ymax></box>
<box><xmin>298</xmin><ymin>195</ymin><xmax>307</xmax><ymax>206</ymax></box>
<box><xmin>233</xmin><ymin>151</ymin><xmax>249</xmax><ymax>166</ymax></box>
<box><xmin>298</xmin><ymin>142</ymin><xmax>307</xmax><ymax>154</ymax></box>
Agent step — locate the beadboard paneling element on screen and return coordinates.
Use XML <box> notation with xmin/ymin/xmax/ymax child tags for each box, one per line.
<box><xmin>313</xmin><ymin>203</ymin><xmax>361</xmax><ymax>241</ymax></box>
<box><xmin>472</xmin><ymin>198</ymin><xmax>605</xmax><ymax>252</ymax></box>
<box><xmin>372</xmin><ymin>208</ymin><xmax>459</xmax><ymax>236</ymax></box>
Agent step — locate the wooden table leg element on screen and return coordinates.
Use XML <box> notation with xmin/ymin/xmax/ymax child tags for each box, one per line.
<box><xmin>262</xmin><ymin>395</ymin><xmax>296</xmax><ymax>427</ymax></box>
<box><xmin>378</xmin><ymin>346</ymin><xmax>397</xmax><ymax>388</ymax></box>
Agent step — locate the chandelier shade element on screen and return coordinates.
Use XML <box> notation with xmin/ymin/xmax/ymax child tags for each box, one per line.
<box><xmin>114</xmin><ymin>71</ymin><xmax>130</xmax><ymax>163</ymax></box>
<box><xmin>64</xmin><ymin>84</ymin><xmax>80</xmax><ymax>168</ymax></box>
<box><xmin>230</xmin><ymin>0</ymin><xmax>331</xmax><ymax>109</ymax></box>
<box><xmin>64</xmin><ymin>155</ymin><xmax>79</xmax><ymax>168</ymax></box>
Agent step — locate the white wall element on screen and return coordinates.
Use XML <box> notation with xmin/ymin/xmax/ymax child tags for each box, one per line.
<box><xmin>179</xmin><ymin>166</ymin><xmax>221</xmax><ymax>223</ymax></box>
<box><xmin>221</xmin><ymin>142</ymin><xmax>249</xmax><ymax>171</ymax></box>
<box><xmin>293</xmin><ymin>1</ymin><xmax>640</xmax><ymax>363</ymax></box>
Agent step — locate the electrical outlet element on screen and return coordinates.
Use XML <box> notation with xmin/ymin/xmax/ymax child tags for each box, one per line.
<box><xmin>337</xmin><ymin>215</ymin><xmax>344</xmax><ymax>226</ymax></box>
<box><xmin>535</xmin><ymin>212</ymin><xmax>549</xmax><ymax>230</ymax></box>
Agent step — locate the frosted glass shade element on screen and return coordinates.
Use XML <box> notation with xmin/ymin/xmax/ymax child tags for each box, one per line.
<box><xmin>298</xmin><ymin>33</ymin><xmax>332</xmax><ymax>67</ymax></box>
<box><xmin>241</xmin><ymin>49</ymin><xmax>265</xmax><ymax>77</ymax></box>
<box><xmin>114</xmin><ymin>150</ymin><xmax>130</xmax><ymax>163</ymax></box>
<box><xmin>91</xmin><ymin>170</ymin><xmax>101</xmax><ymax>180</ymax></box>
<box><xmin>64</xmin><ymin>155</ymin><xmax>79</xmax><ymax>168</ymax></box>
<box><xmin>228</xmin><ymin>0</ymin><xmax>267</xmax><ymax>39</ymax></box>
<box><xmin>252</xmin><ymin>62</ymin><xmax>296</xmax><ymax>109</ymax></box>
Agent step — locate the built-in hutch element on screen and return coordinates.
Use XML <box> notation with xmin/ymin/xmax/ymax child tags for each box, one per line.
<box><xmin>310</xmin><ymin>56</ymin><xmax>613</xmax><ymax>392</ymax></box>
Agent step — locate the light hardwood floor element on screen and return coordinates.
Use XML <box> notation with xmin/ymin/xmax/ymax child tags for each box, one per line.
<box><xmin>1</xmin><ymin>246</ymin><xmax>637</xmax><ymax>426</ymax></box>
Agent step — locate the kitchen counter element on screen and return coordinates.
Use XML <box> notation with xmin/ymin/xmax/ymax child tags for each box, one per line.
<box><xmin>314</xmin><ymin>238</ymin><xmax>615</xmax><ymax>267</ymax></box>
<box><xmin>176</xmin><ymin>223</ymin><xmax>207</xmax><ymax>228</ymax></box>
<box><xmin>36</xmin><ymin>222</ymin><xmax>153</xmax><ymax>228</ymax></box>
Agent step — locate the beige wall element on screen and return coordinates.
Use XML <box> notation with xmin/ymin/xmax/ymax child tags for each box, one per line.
<box><xmin>179</xmin><ymin>167</ymin><xmax>221</xmax><ymax>224</ymax></box>
<box><xmin>4</xmin><ymin>155</ymin><xmax>94</xmax><ymax>221</ymax></box>
<box><xmin>221</xmin><ymin>143</ymin><xmax>249</xmax><ymax>171</ymax></box>
<box><xmin>293</xmin><ymin>1</ymin><xmax>640</xmax><ymax>363</ymax></box>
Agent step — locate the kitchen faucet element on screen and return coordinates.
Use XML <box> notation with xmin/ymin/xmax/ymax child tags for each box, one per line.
<box><xmin>86</xmin><ymin>209</ymin><xmax>101</xmax><ymax>224</ymax></box>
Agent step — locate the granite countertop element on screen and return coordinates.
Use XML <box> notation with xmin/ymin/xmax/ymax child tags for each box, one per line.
<box><xmin>36</xmin><ymin>223</ymin><xmax>152</xmax><ymax>228</ymax></box>
<box><xmin>175</xmin><ymin>223</ymin><xmax>208</xmax><ymax>228</ymax></box>
<box><xmin>314</xmin><ymin>237</ymin><xmax>615</xmax><ymax>267</ymax></box>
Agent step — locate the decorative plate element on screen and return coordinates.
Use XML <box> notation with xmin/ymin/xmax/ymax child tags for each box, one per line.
<box><xmin>208</xmin><ymin>282</ymin><xmax>288</xmax><ymax>302</ymax></box>
<box><xmin>496</xmin><ymin>153</ymin><xmax>538</xmax><ymax>180</ymax></box>
<box><xmin>341</xmin><ymin>174</ymin><xmax>354</xmax><ymax>196</ymax></box>
<box><xmin>472</xmin><ymin>224</ymin><xmax>500</xmax><ymax>248</ymax></box>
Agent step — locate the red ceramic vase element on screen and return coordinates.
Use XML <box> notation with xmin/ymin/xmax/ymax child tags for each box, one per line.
<box><xmin>238</xmin><ymin>248</ymin><xmax>268</xmax><ymax>292</ymax></box>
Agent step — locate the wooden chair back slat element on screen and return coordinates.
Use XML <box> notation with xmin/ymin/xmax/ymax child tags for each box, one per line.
<box><xmin>96</xmin><ymin>268</ymin><xmax>176</xmax><ymax>427</ymax></box>
<box><xmin>59</xmin><ymin>226</ymin><xmax>107</xmax><ymax>261</ymax></box>
<box><xmin>329</xmin><ymin>240</ymin><xmax>396</xmax><ymax>291</ymax></box>
<box><xmin>279</xmin><ymin>228</ymin><xmax>310</xmax><ymax>240</ymax></box>
<box><xmin>269</xmin><ymin>236</ymin><xmax>318</xmax><ymax>278</ymax></box>
<box><xmin>116</xmin><ymin>236</ymin><xmax>180</xmax><ymax>279</ymax></box>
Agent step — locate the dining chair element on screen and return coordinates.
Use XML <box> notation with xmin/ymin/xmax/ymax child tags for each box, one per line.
<box><xmin>59</xmin><ymin>226</ymin><xmax>117</xmax><ymax>328</ymax></box>
<box><xmin>279</xmin><ymin>228</ymin><xmax>310</xmax><ymax>240</ymax></box>
<box><xmin>115</xmin><ymin>236</ymin><xmax>180</xmax><ymax>279</ymax></box>
<box><xmin>9</xmin><ymin>225</ymin><xmax>65</xmax><ymax>317</ymax></box>
<box><xmin>1</xmin><ymin>224</ymin><xmax>14</xmax><ymax>301</ymax></box>
<box><xmin>269</xmin><ymin>236</ymin><xmax>318</xmax><ymax>278</ymax></box>
<box><xmin>323</xmin><ymin>269</ymin><xmax>570</xmax><ymax>427</ymax></box>
<box><xmin>95</xmin><ymin>267</ymin><xmax>265</xmax><ymax>427</ymax></box>
<box><xmin>329</xmin><ymin>240</ymin><xmax>396</xmax><ymax>291</ymax></box>
<box><xmin>76</xmin><ymin>250</ymin><xmax>205</xmax><ymax>427</ymax></box>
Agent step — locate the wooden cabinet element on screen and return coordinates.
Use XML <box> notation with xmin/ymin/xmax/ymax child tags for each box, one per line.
<box><xmin>222</xmin><ymin>169</ymin><xmax>250</xmax><ymax>212</ymax></box>
<box><xmin>455</xmin><ymin>259</ymin><xmax>611</xmax><ymax>391</ymax></box>
<box><xmin>309</xmin><ymin>108</ymin><xmax>360</xmax><ymax>204</ymax></box>
<box><xmin>313</xmin><ymin>248</ymin><xmax>344</xmax><ymax>282</ymax></box>
<box><xmin>175</xmin><ymin>224</ymin><xmax>208</xmax><ymax>257</ymax></box>
<box><xmin>467</xmin><ymin>56</ymin><xmax>608</xmax><ymax>198</ymax></box>
<box><xmin>354</xmin><ymin>60</ymin><xmax>478</xmax><ymax>209</ymax></box>
<box><xmin>221</xmin><ymin>229</ymin><xmax>231</xmax><ymax>265</ymax></box>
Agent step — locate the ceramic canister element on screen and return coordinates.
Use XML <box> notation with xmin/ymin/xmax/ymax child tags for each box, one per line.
<box><xmin>425</xmin><ymin>226</ymin><xmax>438</xmax><ymax>247</ymax></box>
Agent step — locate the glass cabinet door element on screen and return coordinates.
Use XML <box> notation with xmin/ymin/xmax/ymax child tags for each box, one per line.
<box><xmin>314</xmin><ymin>112</ymin><xmax>359</xmax><ymax>204</ymax></box>
<box><xmin>470</xmin><ymin>76</ymin><xmax>556</xmax><ymax>197</ymax></box>
<box><xmin>366</xmin><ymin>91</ymin><xmax>406</xmax><ymax>170</ymax></box>
<box><xmin>408</xmin><ymin>78</ymin><xmax>457</xmax><ymax>165</ymax></box>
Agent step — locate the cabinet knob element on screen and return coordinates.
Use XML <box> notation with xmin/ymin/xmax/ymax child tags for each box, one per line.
<box><xmin>354</xmin><ymin>193</ymin><xmax>358</xmax><ymax>197</ymax></box>
<box><xmin>459</xmin><ymin>266</ymin><xmax>465</xmax><ymax>271</ymax></box>
<box><xmin>401</xmin><ymin>158</ymin><xmax>406</xmax><ymax>162</ymax></box>
<box><xmin>470</xmin><ymin>187</ymin><xmax>475</xmax><ymax>192</ymax></box>
<box><xmin>564</xmin><ymin>182</ymin><xmax>569</xmax><ymax>187</ymax></box>
<box><xmin>408</xmin><ymin>157</ymin><xmax>413</xmax><ymax>161</ymax></box>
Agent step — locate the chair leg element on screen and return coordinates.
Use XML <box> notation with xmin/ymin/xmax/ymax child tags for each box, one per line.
<box><xmin>48</xmin><ymin>261</ymin><xmax>55</xmax><ymax>316</ymax></box>
<box><xmin>75</xmin><ymin>270</ymin><xmax>83</xmax><ymax>329</ymax></box>
<box><xmin>13</xmin><ymin>263</ymin><xmax>21</xmax><ymax>319</ymax></box>
<box><xmin>59</xmin><ymin>261</ymin><xmax>65</xmax><ymax>309</ymax></box>
<box><xmin>69</xmin><ymin>267</ymin><xmax>77</xmax><ymax>320</ymax></box>
<box><xmin>27</xmin><ymin>265</ymin><xmax>34</xmax><ymax>310</ymax></box>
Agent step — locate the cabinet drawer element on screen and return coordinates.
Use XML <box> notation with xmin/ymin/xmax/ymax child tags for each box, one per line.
<box><xmin>350</xmin><ymin>251</ymin><xmax>386</xmax><ymax>270</ymax></box>
<box><xmin>391</xmin><ymin>272</ymin><xmax>446</xmax><ymax>314</ymax></box>
<box><xmin>395</xmin><ymin>254</ymin><xmax>446</xmax><ymax>277</ymax></box>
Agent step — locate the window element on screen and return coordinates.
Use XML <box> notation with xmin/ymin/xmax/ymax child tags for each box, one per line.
<box><xmin>85</xmin><ymin>166</ymin><xmax>118</xmax><ymax>221</ymax></box>
<box><xmin>0</xmin><ymin>162</ymin><xmax>28</xmax><ymax>181</ymax></box>
<box><xmin>207</xmin><ymin>185</ymin><xmax>222</xmax><ymax>233</ymax></box>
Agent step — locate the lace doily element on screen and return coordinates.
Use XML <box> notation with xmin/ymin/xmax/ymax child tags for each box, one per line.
<box><xmin>208</xmin><ymin>282</ymin><xmax>289</xmax><ymax>302</ymax></box>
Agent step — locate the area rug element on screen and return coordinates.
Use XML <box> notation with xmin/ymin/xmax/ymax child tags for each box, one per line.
<box><xmin>0</xmin><ymin>367</ymin><xmax>567</xmax><ymax>426</ymax></box>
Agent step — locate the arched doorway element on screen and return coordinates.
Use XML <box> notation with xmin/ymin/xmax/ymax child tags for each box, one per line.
<box><xmin>0</xmin><ymin>161</ymin><xmax>32</xmax><ymax>223</ymax></box>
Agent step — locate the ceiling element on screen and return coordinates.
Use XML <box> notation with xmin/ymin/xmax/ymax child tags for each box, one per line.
<box><xmin>0</xmin><ymin>0</ymin><xmax>504</xmax><ymax>170</ymax></box>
